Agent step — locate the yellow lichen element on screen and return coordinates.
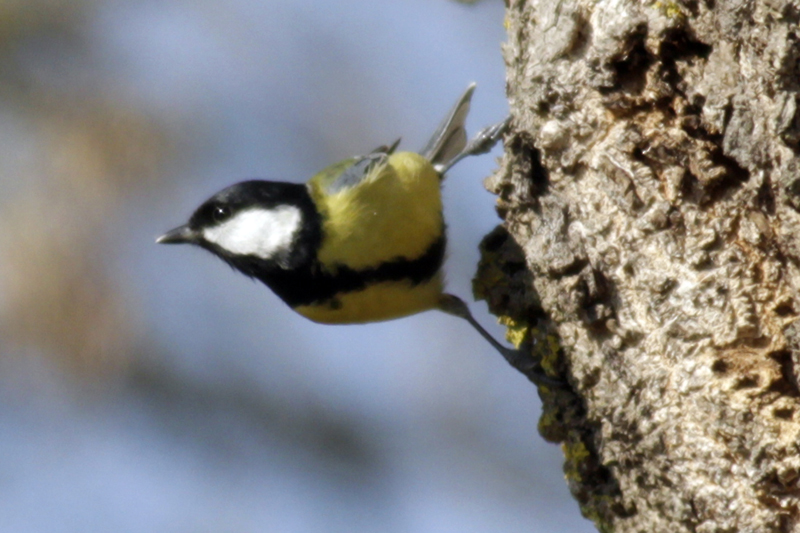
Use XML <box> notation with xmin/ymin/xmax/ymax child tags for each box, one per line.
<box><xmin>653</xmin><ymin>0</ymin><xmax>684</xmax><ymax>19</ymax></box>
<box><xmin>498</xmin><ymin>315</ymin><xmax>529</xmax><ymax>347</ymax></box>
<box><xmin>583</xmin><ymin>497</ymin><xmax>616</xmax><ymax>533</ymax></box>
<box><xmin>562</xmin><ymin>439</ymin><xmax>590</xmax><ymax>483</ymax></box>
<box><xmin>537</xmin><ymin>408</ymin><xmax>560</xmax><ymax>434</ymax></box>
<box><xmin>562</xmin><ymin>440</ymin><xmax>616</xmax><ymax>532</ymax></box>
<box><xmin>530</xmin><ymin>328</ymin><xmax>562</xmax><ymax>376</ymax></box>
<box><xmin>472</xmin><ymin>245</ymin><xmax>507</xmax><ymax>302</ymax></box>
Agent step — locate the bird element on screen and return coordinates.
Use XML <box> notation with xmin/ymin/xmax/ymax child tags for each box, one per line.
<box><xmin>157</xmin><ymin>84</ymin><xmax>557</xmax><ymax>386</ymax></box>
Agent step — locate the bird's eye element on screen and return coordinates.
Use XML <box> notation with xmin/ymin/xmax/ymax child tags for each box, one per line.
<box><xmin>212</xmin><ymin>205</ymin><xmax>230</xmax><ymax>223</ymax></box>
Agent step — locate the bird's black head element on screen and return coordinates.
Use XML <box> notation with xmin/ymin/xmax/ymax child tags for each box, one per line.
<box><xmin>157</xmin><ymin>180</ymin><xmax>321</xmax><ymax>276</ymax></box>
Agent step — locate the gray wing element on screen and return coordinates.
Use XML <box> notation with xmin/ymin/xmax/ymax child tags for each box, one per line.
<box><xmin>325</xmin><ymin>152</ymin><xmax>389</xmax><ymax>195</ymax></box>
<box><xmin>325</xmin><ymin>138</ymin><xmax>400</xmax><ymax>194</ymax></box>
<box><xmin>420</xmin><ymin>83</ymin><xmax>475</xmax><ymax>173</ymax></box>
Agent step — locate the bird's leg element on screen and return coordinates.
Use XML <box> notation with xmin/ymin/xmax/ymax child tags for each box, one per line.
<box><xmin>462</xmin><ymin>116</ymin><xmax>511</xmax><ymax>157</ymax></box>
<box><xmin>442</xmin><ymin>116</ymin><xmax>511</xmax><ymax>173</ymax></box>
<box><xmin>438</xmin><ymin>294</ymin><xmax>563</xmax><ymax>387</ymax></box>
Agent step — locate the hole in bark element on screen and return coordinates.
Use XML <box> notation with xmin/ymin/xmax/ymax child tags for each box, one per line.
<box><xmin>508</xmin><ymin>133</ymin><xmax>549</xmax><ymax>197</ymax></box>
<box><xmin>536</xmin><ymin>92</ymin><xmax>559</xmax><ymax>116</ymax></box>
<box><xmin>680</xmin><ymin>170</ymin><xmax>699</xmax><ymax>200</ymax></box>
<box><xmin>775</xmin><ymin>301</ymin><xmax>795</xmax><ymax>317</ymax></box>
<box><xmin>529</xmin><ymin>144</ymin><xmax>549</xmax><ymax>194</ymax></box>
<box><xmin>734</xmin><ymin>376</ymin><xmax>759</xmax><ymax>389</ymax></box>
<box><xmin>779</xmin><ymin>102</ymin><xmax>800</xmax><ymax>153</ymax></box>
<box><xmin>768</xmin><ymin>350</ymin><xmax>800</xmax><ymax>397</ymax></box>
<box><xmin>778</xmin><ymin>32</ymin><xmax>800</xmax><ymax>92</ymax></box>
<box><xmin>783</xmin><ymin>4</ymin><xmax>800</xmax><ymax>23</ymax></box>
<box><xmin>602</xmin><ymin>24</ymin><xmax>651</xmax><ymax>96</ymax></box>
<box><xmin>621</xmin><ymin>261</ymin><xmax>635</xmax><ymax>276</ymax></box>
<box><xmin>659</xmin><ymin>28</ymin><xmax>712</xmax><ymax>64</ymax></box>
<box><xmin>681</xmin><ymin>148</ymin><xmax>750</xmax><ymax>207</ymax></box>
<box><xmin>711</xmin><ymin>359</ymin><xmax>728</xmax><ymax>373</ymax></box>
<box><xmin>757</xmin><ymin>174</ymin><xmax>776</xmax><ymax>215</ymax></box>
<box><xmin>774</xmin><ymin>408</ymin><xmax>794</xmax><ymax>420</ymax></box>
<box><xmin>556</xmin><ymin>259</ymin><xmax>588</xmax><ymax>279</ymax></box>
<box><xmin>695</xmin><ymin>152</ymin><xmax>751</xmax><ymax>206</ymax></box>
<box><xmin>681</xmin><ymin>0</ymin><xmax>700</xmax><ymax>16</ymax></box>
<box><xmin>657</xmin><ymin>278</ymin><xmax>677</xmax><ymax>296</ymax></box>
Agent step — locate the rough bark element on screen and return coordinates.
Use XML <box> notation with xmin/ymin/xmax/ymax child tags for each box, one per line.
<box><xmin>477</xmin><ymin>0</ymin><xmax>800</xmax><ymax>531</ymax></box>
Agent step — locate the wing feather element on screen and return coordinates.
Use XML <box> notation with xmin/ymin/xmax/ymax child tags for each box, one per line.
<box><xmin>324</xmin><ymin>152</ymin><xmax>388</xmax><ymax>195</ymax></box>
<box><xmin>420</xmin><ymin>83</ymin><xmax>475</xmax><ymax>172</ymax></box>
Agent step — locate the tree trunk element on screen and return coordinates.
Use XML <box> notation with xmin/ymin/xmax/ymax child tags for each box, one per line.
<box><xmin>479</xmin><ymin>0</ymin><xmax>800</xmax><ymax>530</ymax></box>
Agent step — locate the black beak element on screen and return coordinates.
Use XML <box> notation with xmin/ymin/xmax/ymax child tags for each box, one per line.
<box><xmin>156</xmin><ymin>224</ymin><xmax>197</xmax><ymax>245</ymax></box>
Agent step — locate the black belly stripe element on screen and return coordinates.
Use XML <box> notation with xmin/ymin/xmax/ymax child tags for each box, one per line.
<box><xmin>257</xmin><ymin>233</ymin><xmax>446</xmax><ymax>308</ymax></box>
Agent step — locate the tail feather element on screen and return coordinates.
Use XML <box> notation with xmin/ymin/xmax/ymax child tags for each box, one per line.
<box><xmin>420</xmin><ymin>83</ymin><xmax>476</xmax><ymax>174</ymax></box>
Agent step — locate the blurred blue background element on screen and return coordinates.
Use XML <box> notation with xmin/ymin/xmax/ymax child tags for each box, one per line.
<box><xmin>0</xmin><ymin>0</ymin><xmax>593</xmax><ymax>531</ymax></box>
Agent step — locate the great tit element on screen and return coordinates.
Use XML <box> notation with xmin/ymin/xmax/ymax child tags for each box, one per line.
<box><xmin>157</xmin><ymin>85</ymin><xmax>556</xmax><ymax>386</ymax></box>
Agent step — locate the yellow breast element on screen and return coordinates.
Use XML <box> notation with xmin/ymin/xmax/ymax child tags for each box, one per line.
<box><xmin>300</xmin><ymin>151</ymin><xmax>445</xmax><ymax>323</ymax></box>
<box><xmin>295</xmin><ymin>274</ymin><xmax>444</xmax><ymax>324</ymax></box>
<box><xmin>310</xmin><ymin>151</ymin><xmax>443</xmax><ymax>269</ymax></box>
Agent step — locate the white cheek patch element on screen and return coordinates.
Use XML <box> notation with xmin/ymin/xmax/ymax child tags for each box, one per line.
<box><xmin>203</xmin><ymin>206</ymin><xmax>303</xmax><ymax>260</ymax></box>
